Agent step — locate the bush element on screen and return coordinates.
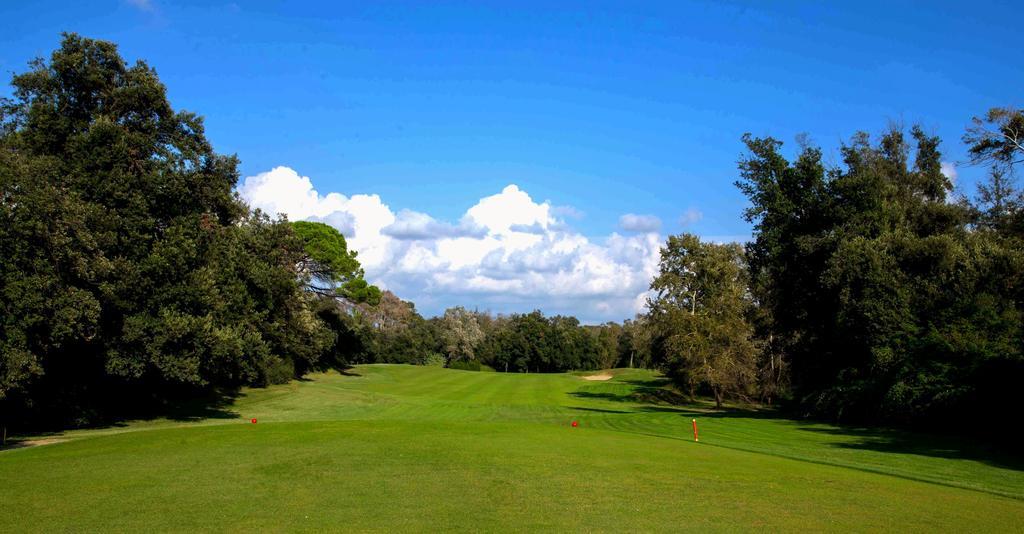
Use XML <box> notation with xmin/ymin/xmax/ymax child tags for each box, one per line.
<box><xmin>423</xmin><ymin>353</ymin><xmax>446</xmax><ymax>367</ymax></box>
<box><xmin>263</xmin><ymin>357</ymin><xmax>296</xmax><ymax>386</ymax></box>
<box><xmin>448</xmin><ymin>360</ymin><xmax>482</xmax><ymax>371</ymax></box>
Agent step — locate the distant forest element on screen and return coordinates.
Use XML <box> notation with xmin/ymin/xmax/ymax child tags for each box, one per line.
<box><xmin>2</xmin><ymin>35</ymin><xmax>1022</xmax><ymax>441</ymax></box>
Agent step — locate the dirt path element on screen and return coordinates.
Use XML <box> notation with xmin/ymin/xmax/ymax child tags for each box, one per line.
<box><xmin>0</xmin><ymin>437</ymin><xmax>70</xmax><ymax>452</ymax></box>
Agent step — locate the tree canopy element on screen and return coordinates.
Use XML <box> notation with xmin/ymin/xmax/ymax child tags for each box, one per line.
<box><xmin>647</xmin><ymin>234</ymin><xmax>757</xmax><ymax>407</ymax></box>
<box><xmin>0</xmin><ymin>34</ymin><xmax>335</xmax><ymax>428</ymax></box>
<box><xmin>291</xmin><ymin>220</ymin><xmax>381</xmax><ymax>305</ymax></box>
<box><xmin>736</xmin><ymin>124</ymin><xmax>1023</xmax><ymax>432</ymax></box>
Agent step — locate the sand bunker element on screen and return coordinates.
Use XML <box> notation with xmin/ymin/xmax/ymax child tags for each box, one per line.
<box><xmin>580</xmin><ymin>373</ymin><xmax>613</xmax><ymax>381</ymax></box>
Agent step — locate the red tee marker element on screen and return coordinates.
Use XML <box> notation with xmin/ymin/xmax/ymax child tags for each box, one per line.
<box><xmin>571</xmin><ymin>421</ymin><xmax>578</xmax><ymax>427</ymax></box>
<box><xmin>251</xmin><ymin>418</ymin><xmax>257</xmax><ymax>424</ymax></box>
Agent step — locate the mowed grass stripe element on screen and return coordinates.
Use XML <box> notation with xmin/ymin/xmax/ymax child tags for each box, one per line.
<box><xmin>243</xmin><ymin>366</ymin><xmax>1024</xmax><ymax>500</ymax></box>
<box><xmin>4</xmin><ymin>364</ymin><xmax>1023</xmax><ymax>531</ymax></box>
<box><xmin>2</xmin><ymin>420</ymin><xmax>1021</xmax><ymax>532</ymax></box>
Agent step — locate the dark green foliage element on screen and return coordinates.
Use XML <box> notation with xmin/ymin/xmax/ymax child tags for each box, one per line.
<box><xmin>476</xmin><ymin>311</ymin><xmax>608</xmax><ymax>373</ymax></box>
<box><xmin>291</xmin><ymin>221</ymin><xmax>381</xmax><ymax>304</ymax></box>
<box><xmin>448</xmin><ymin>360</ymin><xmax>481</xmax><ymax>371</ymax></box>
<box><xmin>0</xmin><ymin>34</ymin><xmax>333</xmax><ymax>428</ymax></box>
<box><xmin>736</xmin><ymin>124</ymin><xmax>1024</xmax><ymax>434</ymax></box>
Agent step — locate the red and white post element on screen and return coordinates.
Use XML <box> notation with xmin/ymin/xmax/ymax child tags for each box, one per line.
<box><xmin>692</xmin><ymin>418</ymin><xmax>699</xmax><ymax>442</ymax></box>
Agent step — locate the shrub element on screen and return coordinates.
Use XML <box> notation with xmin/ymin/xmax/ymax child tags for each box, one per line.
<box><xmin>448</xmin><ymin>360</ymin><xmax>482</xmax><ymax>371</ymax></box>
<box><xmin>423</xmin><ymin>353</ymin><xmax>446</xmax><ymax>367</ymax></box>
<box><xmin>263</xmin><ymin>357</ymin><xmax>296</xmax><ymax>386</ymax></box>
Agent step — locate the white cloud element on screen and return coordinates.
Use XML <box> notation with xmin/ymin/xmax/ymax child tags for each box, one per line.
<box><xmin>382</xmin><ymin>210</ymin><xmax>486</xmax><ymax>240</ymax></box>
<box><xmin>679</xmin><ymin>208</ymin><xmax>703</xmax><ymax>226</ymax></box>
<box><xmin>237</xmin><ymin>166</ymin><xmax>346</xmax><ymax>220</ymax></box>
<box><xmin>619</xmin><ymin>213</ymin><xmax>662</xmax><ymax>233</ymax></box>
<box><xmin>237</xmin><ymin>167</ymin><xmax>663</xmax><ymax>322</ymax></box>
<box><xmin>941</xmin><ymin>161</ymin><xmax>958</xmax><ymax>184</ymax></box>
<box><xmin>237</xmin><ymin>166</ymin><xmax>395</xmax><ymax>267</ymax></box>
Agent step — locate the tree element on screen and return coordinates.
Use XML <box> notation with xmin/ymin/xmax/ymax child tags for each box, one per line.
<box><xmin>648</xmin><ymin>234</ymin><xmax>758</xmax><ymax>408</ymax></box>
<box><xmin>0</xmin><ymin>34</ymin><xmax>332</xmax><ymax>428</ymax></box>
<box><xmin>964</xmin><ymin>107</ymin><xmax>1024</xmax><ymax>174</ymax></box>
<box><xmin>974</xmin><ymin>169</ymin><xmax>1023</xmax><ymax>237</ymax></box>
<box><xmin>589</xmin><ymin>322</ymin><xmax>623</xmax><ymax>369</ymax></box>
<box><xmin>291</xmin><ymin>221</ymin><xmax>380</xmax><ymax>305</ymax></box>
<box><xmin>440</xmin><ymin>306</ymin><xmax>485</xmax><ymax>363</ymax></box>
<box><xmin>735</xmin><ymin>123</ymin><xmax>1024</xmax><ymax>434</ymax></box>
<box><xmin>620</xmin><ymin>315</ymin><xmax>653</xmax><ymax>369</ymax></box>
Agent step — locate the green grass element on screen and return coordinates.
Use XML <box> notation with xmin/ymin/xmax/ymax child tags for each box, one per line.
<box><xmin>2</xmin><ymin>365</ymin><xmax>1023</xmax><ymax>531</ymax></box>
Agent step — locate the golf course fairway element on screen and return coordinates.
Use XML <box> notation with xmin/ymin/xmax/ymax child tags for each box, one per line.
<box><xmin>2</xmin><ymin>365</ymin><xmax>1022</xmax><ymax>531</ymax></box>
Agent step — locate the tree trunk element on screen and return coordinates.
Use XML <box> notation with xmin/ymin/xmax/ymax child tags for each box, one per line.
<box><xmin>629</xmin><ymin>351</ymin><xmax>634</xmax><ymax>369</ymax></box>
<box><xmin>714</xmin><ymin>389</ymin><xmax>723</xmax><ymax>409</ymax></box>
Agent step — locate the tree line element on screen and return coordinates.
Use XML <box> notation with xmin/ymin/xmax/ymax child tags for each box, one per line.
<box><xmin>2</xmin><ymin>35</ymin><xmax>1022</xmax><ymax>440</ymax></box>
<box><xmin>330</xmin><ymin>300</ymin><xmax>652</xmax><ymax>374</ymax></box>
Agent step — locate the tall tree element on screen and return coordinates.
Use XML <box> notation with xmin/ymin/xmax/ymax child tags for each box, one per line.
<box><xmin>620</xmin><ymin>315</ymin><xmax>653</xmax><ymax>369</ymax></box>
<box><xmin>440</xmin><ymin>306</ymin><xmax>485</xmax><ymax>363</ymax></box>
<box><xmin>0</xmin><ymin>34</ymin><xmax>331</xmax><ymax>428</ymax></box>
<box><xmin>648</xmin><ymin>234</ymin><xmax>758</xmax><ymax>408</ymax></box>
<box><xmin>737</xmin><ymin>124</ymin><xmax>1023</xmax><ymax>432</ymax></box>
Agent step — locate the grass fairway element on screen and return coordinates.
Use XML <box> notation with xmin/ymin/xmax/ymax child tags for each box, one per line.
<box><xmin>3</xmin><ymin>365</ymin><xmax>1023</xmax><ymax>531</ymax></box>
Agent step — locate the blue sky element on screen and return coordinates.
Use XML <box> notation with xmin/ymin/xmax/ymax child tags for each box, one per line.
<box><xmin>2</xmin><ymin>1</ymin><xmax>1021</xmax><ymax>321</ymax></box>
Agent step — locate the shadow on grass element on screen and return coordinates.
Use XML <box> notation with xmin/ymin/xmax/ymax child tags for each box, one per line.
<box><xmin>160</xmin><ymin>389</ymin><xmax>244</xmax><ymax>422</ymax></box>
<box><xmin>569</xmin><ymin>406</ymin><xmax>633</xmax><ymax>414</ymax></box>
<box><xmin>0</xmin><ymin>440</ymin><xmax>33</xmax><ymax>451</ymax></box>
<box><xmin>0</xmin><ymin>431</ymin><xmax>68</xmax><ymax>452</ymax></box>
<box><xmin>570</xmin><ymin>386</ymin><xmax>695</xmax><ymax>409</ymax></box>
<box><xmin>676</xmin><ymin>405</ymin><xmax>1024</xmax><ymax>472</ymax></box>
<box><xmin>575</xmin><ymin>375</ymin><xmax>1024</xmax><ymax>472</ymax></box>
<box><xmin>5</xmin><ymin>388</ymin><xmax>245</xmax><ymax>444</ymax></box>
<box><xmin>570</xmin><ymin>391</ymin><xmax>633</xmax><ymax>402</ymax></box>
<box><xmin>797</xmin><ymin>425</ymin><xmax>1024</xmax><ymax>472</ymax></box>
<box><xmin>668</xmin><ymin>403</ymin><xmax>1024</xmax><ymax>470</ymax></box>
<box><xmin>621</xmin><ymin>377</ymin><xmax>673</xmax><ymax>388</ymax></box>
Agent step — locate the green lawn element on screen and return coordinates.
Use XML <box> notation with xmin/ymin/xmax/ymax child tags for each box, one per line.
<box><xmin>2</xmin><ymin>365</ymin><xmax>1022</xmax><ymax>531</ymax></box>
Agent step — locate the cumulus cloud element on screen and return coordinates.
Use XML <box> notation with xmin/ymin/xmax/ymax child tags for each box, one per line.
<box><xmin>619</xmin><ymin>213</ymin><xmax>662</xmax><ymax>233</ymax></box>
<box><xmin>509</xmin><ymin>222</ymin><xmax>548</xmax><ymax>235</ymax></box>
<box><xmin>237</xmin><ymin>166</ymin><xmax>395</xmax><ymax>267</ymax></box>
<box><xmin>382</xmin><ymin>210</ymin><xmax>486</xmax><ymax>240</ymax></box>
<box><xmin>941</xmin><ymin>161</ymin><xmax>958</xmax><ymax>184</ymax></box>
<box><xmin>237</xmin><ymin>167</ymin><xmax>663</xmax><ymax>322</ymax></box>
